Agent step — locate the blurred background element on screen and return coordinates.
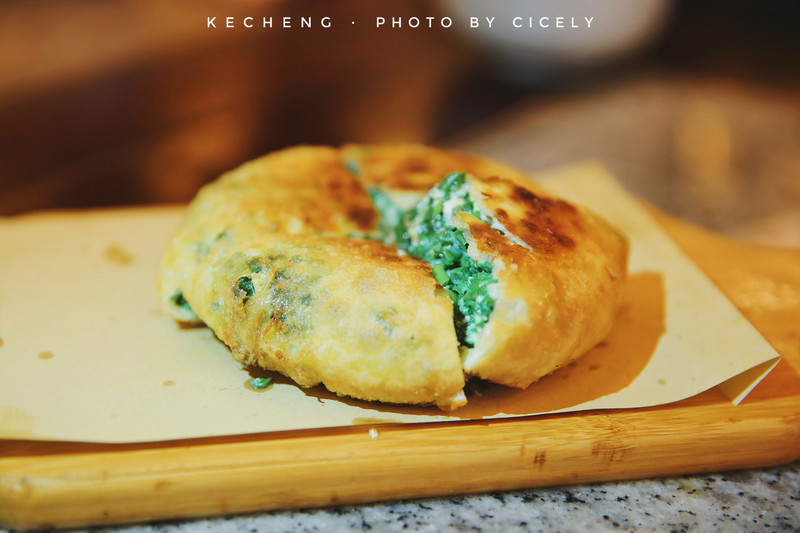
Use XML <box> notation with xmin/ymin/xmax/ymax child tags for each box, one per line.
<box><xmin>0</xmin><ymin>0</ymin><xmax>798</xmax><ymax>246</ymax></box>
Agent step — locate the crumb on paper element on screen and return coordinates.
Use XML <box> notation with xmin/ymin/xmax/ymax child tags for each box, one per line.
<box><xmin>104</xmin><ymin>243</ymin><xmax>135</xmax><ymax>265</ymax></box>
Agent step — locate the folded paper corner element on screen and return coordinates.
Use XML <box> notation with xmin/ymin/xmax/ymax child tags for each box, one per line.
<box><xmin>717</xmin><ymin>357</ymin><xmax>782</xmax><ymax>405</ymax></box>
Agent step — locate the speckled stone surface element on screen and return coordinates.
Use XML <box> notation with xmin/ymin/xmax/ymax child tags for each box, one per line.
<box><xmin>6</xmin><ymin>460</ymin><xmax>796</xmax><ymax>533</ymax></box>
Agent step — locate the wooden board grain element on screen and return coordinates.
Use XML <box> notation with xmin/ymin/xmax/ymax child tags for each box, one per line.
<box><xmin>1</xmin><ymin>208</ymin><xmax>799</xmax><ymax>531</ymax></box>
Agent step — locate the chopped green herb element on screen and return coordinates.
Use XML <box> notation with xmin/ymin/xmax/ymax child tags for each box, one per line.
<box><xmin>431</xmin><ymin>262</ymin><xmax>449</xmax><ymax>285</ymax></box>
<box><xmin>247</xmin><ymin>257</ymin><xmax>263</xmax><ymax>273</ymax></box>
<box><xmin>248</xmin><ymin>376</ymin><xmax>272</xmax><ymax>389</ymax></box>
<box><xmin>399</xmin><ymin>173</ymin><xmax>497</xmax><ymax>347</ymax></box>
<box><xmin>237</xmin><ymin>276</ymin><xmax>255</xmax><ymax>303</ymax></box>
<box><xmin>171</xmin><ymin>291</ymin><xmax>193</xmax><ymax>311</ymax></box>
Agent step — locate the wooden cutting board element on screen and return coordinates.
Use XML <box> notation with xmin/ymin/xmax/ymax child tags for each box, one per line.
<box><xmin>1</xmin><ymin>206</ymin><xmax>799</xmax><ymax>531</ymax></box>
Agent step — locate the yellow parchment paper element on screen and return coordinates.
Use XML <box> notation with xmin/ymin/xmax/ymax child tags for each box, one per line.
<box><xmin>0</xmin><ymin>163</ymin><xmax>780</xmax><ymax>442</ymax></box>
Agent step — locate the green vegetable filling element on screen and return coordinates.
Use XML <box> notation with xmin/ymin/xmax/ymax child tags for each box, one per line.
<box><xmin>236</xmin><ymin>276</ymin><xmax>255</xmax><ymax>303</ymax></box>
<box><xmin>171</xmin><ymin>290</ymin><xmax>193</xmax><ymax>312</ymax></box>
<box><xmin>400</xmin><ymin>173</ymin><xmax>497</xmax><ymax>348</ymax></box>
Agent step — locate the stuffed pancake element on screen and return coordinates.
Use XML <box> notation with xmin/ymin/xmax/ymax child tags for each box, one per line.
<box><xmin>158</xmin><ymin>144</ymin><xmax>629</xmax><ymax>408</ymax></box>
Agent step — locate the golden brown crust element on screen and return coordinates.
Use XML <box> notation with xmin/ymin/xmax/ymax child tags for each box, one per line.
<box><xmin>183</xmin><ymin>232</ymin><xmax>466</xmax><ymax>409</ymax></box>
<box><xmin>478</xmin><ymin>176</ymin><xmax>582</xmax><ymax>254</ymax></box>
<box><xmin>457</xmin><ymin>175</ymin><xmax>629</xmax><ymax>388</ymax></box>
<box><xmin>157</xmin><ymin>146</ymin><xmax>376</xmax><ymax>322</ymax></box>
<box><xmin>342</xmin><ymin>143</ymin><xmax>547</xmax><ymax>196</ymax></box>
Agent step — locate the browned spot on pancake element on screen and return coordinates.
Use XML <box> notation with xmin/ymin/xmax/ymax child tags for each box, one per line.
<box><xmin>468</xmin><ymin>179</ymin><xmax>583</xmax><ymax>258</ymax></box>
<box><xmin>347</xmin><ymin>205</ymin><xmax>377</xmax><ymax>229</ymax></box>
<box><xmin>512</xmin><ymin>185</ymin><xmax>576</xmax><ymax>214</ymax></box>
<box><xmin>467</xmin><ymin>221</ymin><xmax>508</xmax><ymax>255</ymax></box>
<box><xmin>512</xmin><ymin>217</ymin><xmax>575</xmax><ymax>253</ymax></box>
<box><xmin>37</xmin><ymin>351</ymin><xmax>54</xmax><ymax>360</ymax></box>
<box><xmin>474</xmin><ymin>181</ymin><xmax>582</xmax><ymax>253</ymax></box>
<box><xmin>553</xmin><ymin>231</ymin><xmax>575</xmax><ymax>248</ymax></box>
<box><xmin>320</xmin><ymin>170</ymin><xmax>377</xmax><ymax>230</ymax></box>
<box><xmin>399</xmin><ymin>157</ymin><xmax>431</xmax><ymax>173</ymax></box>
